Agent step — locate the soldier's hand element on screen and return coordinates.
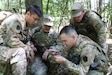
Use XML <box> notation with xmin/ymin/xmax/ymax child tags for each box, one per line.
<box><xmin>49</xmin><ymin>50</ymin><xmax>60</xmax><ymax>56</ymax></box>
<box><xmin>30</xmin><ymin>42</ymin><xmax>37</xmax><ymax>52</ymax></box>
<box><xmin>53</xmin><ymin>55</ymin><xmax>66</xmax><ymax>64</ymax></box>
<box><xmin>29</xmin><ymin>42</ymin><xmax>37</xmax><ymax>59</ymax></box>
<box><xmin>29</xmin><ymin>49</ymin><xmax>35</xmax><ymax>60</ymax></box>
<box><xmin>42</xmin><ymin>49</ymin><xmax>60</xmax><ymax>60</ymax></box>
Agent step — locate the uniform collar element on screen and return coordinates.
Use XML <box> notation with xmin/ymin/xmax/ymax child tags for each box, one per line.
<box><xmin>75</xmin><ymin>35</ymin><xmax>84</xmax><ymax>52</ymax></box>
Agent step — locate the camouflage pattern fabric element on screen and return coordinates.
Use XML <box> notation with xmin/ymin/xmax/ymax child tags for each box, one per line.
<box><xmin>59</xmin><ymin>35</ymin><xmax>109</xmax><ymax>75</ymax></box>
<box><xmin>0</xmin><ymin>13</ymin><xmax>32</xmax><ymax>75</ymax></box>
<box><xmin>0</xmin><ymin>46</ymin><xmax>27</xmax><ymax>75</ymax></box>
<box><xmin>30</xmin><ymin>27</ymin><xmax>66</xmax><ymax>75</ymax></box>
<box><xmin>70</xmin><ymin>11</ymin><xmax>108</xmax><ymax>53</ymax></box>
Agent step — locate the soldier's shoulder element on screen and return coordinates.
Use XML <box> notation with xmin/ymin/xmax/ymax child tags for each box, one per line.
<box><xmin>70</xmin><ymin>18</ymin><xmax>78</xmax><ymax>26</ymax></box>
<box><xmin>87</xmin><ymin>10</ymin><xmax>101</xmax><ymax>20</ymax></box>
<box><xmin>70</xmin><ymin>18</ymin><xmax>74</xmax><ymax>23</ymax></box>
<box><xmin>78</xmin><ymin>35</ymin><xmax>95</xmax><ymax>47</ymax></box>
<box><xmin>33</xmin><ymin>26</ymin><xmax>42</xmax><ymax>33</ymax></box>
<box><xmin>79</xmin><ymin>35</ymin><xmax>93</xmax><ymax>41</ymax></box>
<box><xmin>49</xmin><ymin>30</ymin><xmax>59</xmax><ymax>38</ymax></box>
<box><xmin>1</xmin><ymin>13</ymin><xmax>22</xmax><ymax>24</ymax></box>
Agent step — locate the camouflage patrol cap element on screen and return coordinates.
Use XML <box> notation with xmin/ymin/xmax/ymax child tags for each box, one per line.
<box><xmin>71</xmin><ymin>2</ymin><xmax>83</xmax><ymax>17</ymax></box>
<box><xmin>43</xmin><ymin>14</ymin><xmax>54</xmax><ymax>26</ymax></box>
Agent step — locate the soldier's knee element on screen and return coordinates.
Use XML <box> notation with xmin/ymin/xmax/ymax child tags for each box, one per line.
<box><xmin>10</xmin><ymin>47</ymin><xmax>27</xmax><ymax>64</ymax></box>
<box><xmin>16</xmin><ymin>47</ymin><xmax>26</xmax><ymax>54</ymax></box>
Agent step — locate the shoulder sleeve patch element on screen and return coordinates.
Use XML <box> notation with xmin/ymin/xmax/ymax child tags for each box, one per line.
<box><xmin>10</xmin><ymin>22</ymin><xmax>21</xmax><ymax>33</ymax></box>
<box><xmin>16</xmin><ymin>25</ymin><xmax>21</xmax><ymax>30</ymax></box>
<box><xmin>80</xmin><ymin>47</ymin><xmax>95</xmax><ymax>67</ymax></box>
<box><xmin>81</xmin><ymin>55</ymin><xmax>92</xmax><ymax>66</ymax></box>
<box><xmin>83</xmin><ymin>56</ymin><xmax>88</xmax><ymax>62</ymax></box>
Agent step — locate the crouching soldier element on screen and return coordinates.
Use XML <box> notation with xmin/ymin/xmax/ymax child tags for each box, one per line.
<box><xmin>0</xmin><ymin>5</ymin><xmax>42</xmax><ymax>75</ymax></box>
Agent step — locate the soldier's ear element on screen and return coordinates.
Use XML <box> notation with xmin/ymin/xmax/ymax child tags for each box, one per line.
<box><xmin>72</xmin><ymin>35</ymin><xmax>76</xmax><ymax>40</ymax></box>
<box><xmin>26</xmin><ymin>11</ymin><xmax>31</xmax><ymax>16</ymax></box>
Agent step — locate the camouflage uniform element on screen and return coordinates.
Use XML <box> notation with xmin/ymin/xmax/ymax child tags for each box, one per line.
<box><xmin>0</xmin><ymin>13</ymin><xmax>32</xmax><ymax>75</ymax></box>
<box><xmin>59</xmin><ymin>35</ymin><xmax>109</xmax><ymax>75</ymax></box>
<box><xmin>30</xmin><ymin>25</ymin><xmax>66</xmax><ymax>75</ymax></box>
<box><xmin>70</xmin><ymin>2</ymin><xmax>108</xmax><ymax>53</ymax></box>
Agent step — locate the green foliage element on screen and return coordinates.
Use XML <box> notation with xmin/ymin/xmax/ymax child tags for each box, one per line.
<box><xmin>102</xmin><ymin>2</ymin><xmax>112</xmax><ymax>20</ymax></box>
<box><xmin>43</xmin><ymin>0</ymin><xmax>74</xmax><ymax>30</ymax></box>
<box><xmin>0</xmin><ymin>0</ymin><xmax>25</xmax><ymax>13</ymax></box>
<box><xmin>110</xmin><ymin>13</ymin><xmax>112</xmax><ymax>20</ymax></box>
<box><xmin>0</xmin><ymin>73</ymin><xmax>3</xmax><ymax>75</ymax></box>
<box><xmin>0</xmin><ymin>0</ymin><xmax>4</xmax><ymax>10</ymax></box>
<box><xmin>0</xmin><ymin>0</ymin><xmax>111</xmax><ymax>29</ymax></box>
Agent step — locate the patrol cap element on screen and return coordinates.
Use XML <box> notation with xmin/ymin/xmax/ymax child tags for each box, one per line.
<box><xmin>43</xmin><ymin>14</ymin><xmax>54</xmax><ymax>26</ymax></box>
<box><xmin>26</xmin><ymin>5</ymin><xmax>42</xmax><ymax>17</ymax></box>
<box><xmin>71</xmin><ymin>2</ymin><xmax>83</xmax><ymax>17</ymax></box>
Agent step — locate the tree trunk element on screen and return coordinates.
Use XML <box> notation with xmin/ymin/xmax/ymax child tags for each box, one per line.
<box><xmin>46</xmin><ymin>0</ymin><xmax>50</xmax><ymax>14</ymax></box>
<box><xmin>19</xmin><ymin>0</ymin><xmax>22</xmax><ymax>14</ymax></box>
<box><xmin>98</xmin><ymin>0</ymin><xmax>102</xmax><ymax>14</ymax></box>
<box><xmin>25</xmin><ymin>0</ymin><xmax>42</xmax><ymax>10</ymax></box>
<box><xmin>4</xmin><ymin>0</ymin><xmax>9</xmax><ymax>10</ymax></box>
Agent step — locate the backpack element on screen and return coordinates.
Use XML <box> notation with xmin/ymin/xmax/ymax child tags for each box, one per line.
<box><xmin>0</xmin><ymin>11</ymin><xmax>13</xmax><ymax>25</ymax></box>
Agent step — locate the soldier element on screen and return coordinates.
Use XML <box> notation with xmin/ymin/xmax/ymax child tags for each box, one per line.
<box><xmin>0</xmin><ymin>5</ymin><xmax>42</xmax><ymax>75</ymax></box>
<box><xmin>70</xmin><ymin>2</ymin><xmax>109</xmax><ymax>53</ymax></box>
<box><xmin>49</xmin><ymin>26</ymin><xmax>109</xmax><ymax>75</ymax></box>
<box><xmin>30</xmin><ymin>14</ymin><xmax>66</xmax><ymax>75</ymax></box>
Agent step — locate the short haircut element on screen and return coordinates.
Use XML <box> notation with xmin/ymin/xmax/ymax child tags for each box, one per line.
<box><xmin>26</xmin><ymin>5</ymin><xmax>42</xmax><ymax>17</ymax></box>
<box><xmin>59</xmin><ymin>25</ymin><xmax>78</xmax><ymax>36</ymax></box>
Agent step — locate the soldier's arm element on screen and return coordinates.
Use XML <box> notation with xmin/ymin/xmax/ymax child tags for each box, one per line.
<box><xmin>6</xmin><ymin>21</ymin><xmax>34</xmax><ymax>59</ymax></box>
<box><xmin>41</xmin><ymin>31</ymin><xmax>66</xmax><ymax>62</ymax></box>
<box><xmin>53</xmin><ymin>44</ymin><xmax>96</xmax><ymax>75</ymax></box>
<box><xmin>1</xmin><ymin>15</ymin><xmax>35</xmax><ymax>59</ymax></box>
<box><xmin>42</xmin><ymin>36</ymin><xmax>67</xmax><ymax>63</ymax></box>
<box><xmin>51</xmin><ymin>32</ymin><xmax>67</xmax><ymax>54</ymax></box>
<box><xmin>5</xmin><ymin>21</ymin><xmax>26</xmax><ymax>48</ymax></box>
<box><xmin>89</xmin><ymin>12</ymin><xmax>107</xmax><ymax>48</ymax></box>
<box><xmin>42</xmin><ymin>43</ymin><xmax>66</xmax><ymax>64</ymax></box>
<box><xmin>69</xmin><ymin>18</ymin><xmax>75</xmax><ymax>26</ymax></box>
<box><xmin>0</xmin><ymin>16</ymin><xmax>32</xmax><ymax>55</ymax></box>
<box><xmin>50</xmin><ymin>37</ymin><xmax>66</xmax><ymax>54</ymax></box>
